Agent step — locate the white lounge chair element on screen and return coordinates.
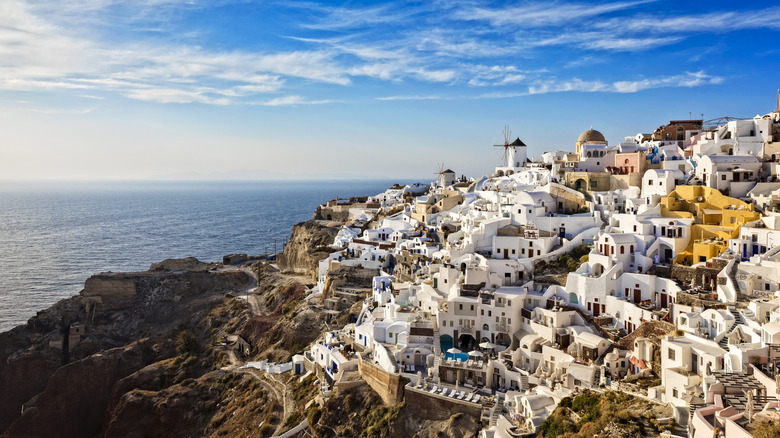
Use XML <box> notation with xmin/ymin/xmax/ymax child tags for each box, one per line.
<box><xmin>458</xmin><ymin>391</ymin><xmax>466</xmax><ymax>400</ymax></box>
<box><xmin>472</xmin><ymin>395</ymin><xmax>481</xmax><ymax>403</ymax></box>
<box><xmin>438</xmin><ymin>387</ymin><xmax>447</xmax><ymax>394</ymax></box>
<box><xmin>464</xmin><ymin>393</ymin><xmax>473</xmax><ymax>402</ymax></box>
<box><xmin>429</xmin><ymin>385</ymin><xmax>438</xmax><ymax>393</ymax></box>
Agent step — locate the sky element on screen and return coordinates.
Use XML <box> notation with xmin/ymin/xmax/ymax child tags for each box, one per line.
<box><xmin>1</xmin><ymin>0</ymin><xmax>779</xmax><ymax>181</ymax></box>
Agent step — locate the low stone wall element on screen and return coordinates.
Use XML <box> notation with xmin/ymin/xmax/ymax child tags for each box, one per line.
<box><xmin>357</xmin><ymin>356</ymin><xmax>406</xmax><ymax>405</ymax></box>
<box><xmin>404</xmin><ymin>385</ymin><xmax>482</xmax><ymax>421</ymax></box>
<box><xmin>82</xmin><ymin>275</ymin><xmax>139</xmax><ymax>302</ymax></box>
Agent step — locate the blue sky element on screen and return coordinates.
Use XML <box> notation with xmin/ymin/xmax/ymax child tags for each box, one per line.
<box><xmin>1</xmin><ymin>0</ymin><xmax>779</xmax><ymax>181</ymax></box>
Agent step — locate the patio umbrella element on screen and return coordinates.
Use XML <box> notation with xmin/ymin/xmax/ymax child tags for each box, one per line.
<box><xmin>479</xmin><ymin>341</ymin><xmax>496</xmax><ymax>349</ymax></box>
<box><xmin>447</xmin><ymin>347</ymin><xmax>462</xmax><ymax>355</ymax></box>
<box><xmin>468</xmin><ymin>350</ymin><xmax>484</xmax><ymax>357</ymax></box>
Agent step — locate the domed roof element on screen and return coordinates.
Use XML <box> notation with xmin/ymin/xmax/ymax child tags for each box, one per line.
<box><xmin>577</xmin><ymin>129</ymin><xmax>606</xmax><ymax>143</ymax></box>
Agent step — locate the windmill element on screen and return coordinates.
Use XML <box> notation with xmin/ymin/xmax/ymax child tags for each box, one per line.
<box><xmin>493</xmin><ymin>125</ymin><xmax>527</xmax><ymax>169</ymax></box>
<box><xmin>494</xmin><ymin>125</ymin><xmax>512</xmax><ymax>167</ymax></box>
<box><xmin>434</xmin><ymin>163</ymin><xmax>449</xmax><ymax>187</ymax></box>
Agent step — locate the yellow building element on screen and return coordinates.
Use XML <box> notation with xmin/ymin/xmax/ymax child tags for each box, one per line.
<box><xmin>660</xmin><ymin>186</ymin><xmax>760</xmax><ymax>264</ymax></box>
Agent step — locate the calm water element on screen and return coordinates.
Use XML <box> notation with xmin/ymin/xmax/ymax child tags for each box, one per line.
<box><xmin>0</xmin><ymin>180</ymin><xmax>407</xmax><ymax>333</ymax></box>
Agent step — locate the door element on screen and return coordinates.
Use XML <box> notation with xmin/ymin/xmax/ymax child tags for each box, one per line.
<box><xmin>634</xmin><ymin>289</ymin><xmax>641</xmax><ymax>304</ymax></box>
<box><xmin>593</xmin><ymin>304</ymin><xmax>600</xmax><ymax>317</ymax></box>
<box><xmin>661</xmin><ymin>293</ymin><xmax>668</xmax><ymax>308</ymax></box>
<box><xmin>504</xmin><ymin>249</ymin><xmax>508</xmax><ymax>259</ymax></box>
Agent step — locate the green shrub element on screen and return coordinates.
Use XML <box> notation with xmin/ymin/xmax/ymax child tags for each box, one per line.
<box><xmin>176</xmin><ymin>330</ymin><xmax>200</xmax><ymax>356</ymax></box>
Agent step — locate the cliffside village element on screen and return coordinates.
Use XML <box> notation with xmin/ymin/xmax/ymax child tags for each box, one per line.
<box><xmin>294</xmin><ymin>95</ymin><xmax>780</xmax><ymax>438</ymax></box>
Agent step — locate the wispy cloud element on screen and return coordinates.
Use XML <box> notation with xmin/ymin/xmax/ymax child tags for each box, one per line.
<box><xmin>257</xmin><ymin>95</ymin><xmax>333</xmax><ymax>106</ymax></box>
<box><xmin>529</xmin><ymin>71</ymin><xmax>723</xmax><ymax>95</ymax></box>
<box><xmin>0</xmin><ymin>0</ymin><xmax>758</xmax><ymax>106</ymax></box>
<box><xmin>455</xmin><ymin>0</ymin><xmax>655</xmax><ymax>27</ymax></box>
<box><xmin>375</xmin><ymin>94</ymin><xmax>449</xmax><ymax>101</ymax></box>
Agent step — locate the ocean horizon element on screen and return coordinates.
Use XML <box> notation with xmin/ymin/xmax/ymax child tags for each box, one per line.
<box><xmin>0</xmin><ymin>179</ymin><xmax>414</xmax><ymax>333</ymax></box>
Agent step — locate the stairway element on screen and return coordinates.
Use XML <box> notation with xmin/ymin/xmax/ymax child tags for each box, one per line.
<box><xmin>490</xmin><ymin>394</ymin><xmax>503</xmax><ymax>427</ymax></box>
<box><xmin>728</xmin><ymin>260</ymin><xmax>741</xmax><ymax>295</ymax></box>
<box><xmin>592</xmin><ymin>367</ymin><xmax>601</xmax><ymax>387</ymax></box>
<box><xmin>719</xmin><ymin>308</ymin><xmax>750</xmax><ymax>350</ymax></box>
<box><xmin>595</xmin><ymin>344</ymin><xmax>617</xmax><ymax>366</ymax></box>
<box><xmin>432</xmin><ymin>320</ymin><xmax>442</xmax><ymax>382</ymax></box>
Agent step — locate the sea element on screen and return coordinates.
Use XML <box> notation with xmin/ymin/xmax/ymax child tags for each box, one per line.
<box><xmin>0</xmin><ymin>180</ymin><xmax>411</xmax><ymax>333</ymax></box>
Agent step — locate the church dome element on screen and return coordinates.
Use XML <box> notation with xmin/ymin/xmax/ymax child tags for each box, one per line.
<box><xmin>577</xmin><ymin>129</ymin><xmax>606</xmax><ymax>143</ymax></box>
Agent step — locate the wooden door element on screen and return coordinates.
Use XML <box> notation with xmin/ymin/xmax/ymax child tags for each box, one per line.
<box><xmin>634</xmin><ymin>289</ymin><xmax>641</xmax><ymax>303</ymax></box>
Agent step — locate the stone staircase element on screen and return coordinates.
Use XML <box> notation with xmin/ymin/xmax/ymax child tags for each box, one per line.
<box><xmin>718</xmin><ymin>308</ymin><xmax>752</xmax><ymax>350</ymax></box>
<box><xmin>728</xmin><ymin>260</ymin><xmax>741</xmax><ymax>295</ymax></box>
<box><xmin>520</xmin><ymin>374</ymin><xmax>529</xmax><ymax>391</ymax></box>
<box><xmin>490</xmin><ymin>394</ymin><xmax>503</xmax><ymax>427</ymax></box>
<box><xmin>592</xmin><ymin>367</ymin><xmax>601</xmax><ymax>387</ymax></box>
<box><xmin>432</xmin><ymin>321</ymin><xmax>442</xmax><ymax>382</ymax></box>
<box><xmin>595</xmin><ymin>344</ymin><xmax>617</xmax><ymax>366</ymax></box>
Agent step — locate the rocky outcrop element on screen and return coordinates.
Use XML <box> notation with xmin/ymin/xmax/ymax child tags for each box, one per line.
<box><xmin>277</xmin><ymin>220</ymin><xmax>339</xmax><ymax>278</ymax></box>
<box><xmin>0</xmin><ymin>261</ymin><xmax>252</xmax><ymax>437</ymax></box>
<box><xmin>3</xmin><ymin>340</ymin><xmax>159</xmax><ymax>438</ymax></box>
<box><xmin>150</xmin><ymin>257</ymin><xmax>212</xmax><ymax>272</ymax></box>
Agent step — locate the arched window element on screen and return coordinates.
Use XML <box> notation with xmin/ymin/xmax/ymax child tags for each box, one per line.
<box><xmin>630</xmin><ymin>245</ymin><xmax>634</xmax><ymax>253</ymax></box>
<box><xmin>482</xmin><ymin>323</ymin><xmax>490</xmax><ymax>331</ymax></box>
<box><xmin>620</xmin><ymin>246</ymin><xmax>625</xmax><ymax>254</ymax></box>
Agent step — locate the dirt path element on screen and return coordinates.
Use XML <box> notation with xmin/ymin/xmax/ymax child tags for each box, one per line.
<box><xmin>238</xmin><ymin>368</ymin><xmax>293</xmax><ymax>436</ymax></box>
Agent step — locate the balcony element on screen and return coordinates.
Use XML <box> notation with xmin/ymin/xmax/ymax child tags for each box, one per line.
<box><xmin>459</xmin><ymin>325</ymin><xmax>474</xmax><ymax>334</ymax></box>
<box><xmin>495</xmin><ymin>323</ymin><xmax>509</xmax><ymax>333</ymax></box>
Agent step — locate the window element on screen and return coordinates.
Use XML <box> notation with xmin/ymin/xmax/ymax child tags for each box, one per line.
<box><xmin>459</xmin><ymin>304</ymin><xmax>463</xmax><ymax>310</ymax></box>
<box><xmin>620</xmin><ymin>246</ymin><xmax>625</xmax><ymax>254</ymax></box>
<box><xmin>722</xmin><ymin>174</ymin><xmax>726</xmax><ymax>181</ymax></box>
<box><xmin>668</xmin><ymin>349</ymin><xmax>676</xmax><ymax>360</ymax></box>
<box><xmin>673</xmin><ymin>388</ymin><xmax>678</xmax><ymax>398</ymax></box>
<box><xmin>511</xmin><ymin>249</ymin><xmax>516</xmax><ymax>255</ymax></box>
<box><xmin>470</xmin><ymin>305</ymin><xmax>474</xmax><ymax>311</ymax></box>
<box><xmin>648</xmin><ymin>180</ymin><xmax>653</xmax><ymax>185</ymax></box>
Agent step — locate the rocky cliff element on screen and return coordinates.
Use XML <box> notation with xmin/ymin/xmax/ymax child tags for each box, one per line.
<box><xmin>276</xmin><ymin>219</ymin><xmax>339</xmax><ymax>278</ymax></box>
<box><xmin>0</xmin><ymin>264</ymin><xmax>252</xmax><ymax>438</ymax></box>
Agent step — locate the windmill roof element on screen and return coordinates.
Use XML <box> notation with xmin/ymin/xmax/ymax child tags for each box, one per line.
<box><xmin>509</xmin><ymin>138</ymin><xmax>527</xmax><ymax>147</ymax></box>
<box><xmin>443</xmin><ymin>169</ymin><xmax>455</xmax><ymax>174</ymax></box>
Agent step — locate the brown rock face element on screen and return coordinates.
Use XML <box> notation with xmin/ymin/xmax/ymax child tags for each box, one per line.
<box><xmin>0</xmin><ymin>349</ymin><xmax>60</xmax><ymax>432</ymax></box>
<box><xmin>277</xmin><ymin>220</ymin><xmax>339</xmax><ymax>278</ymax></box>
<box><xmin>3</xmin><ymin>340</ymin><xmax>158</xmax><ymax>438</ymax></box>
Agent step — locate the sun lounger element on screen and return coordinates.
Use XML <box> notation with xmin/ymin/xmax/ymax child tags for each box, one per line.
<box><xmin>458</xmin><ymin>391</ymin><xmax>466</xmax><ymax>400</ymax></box>
<box><xmin>472</xmin><ymin>395</ymin><xmax>481</xmax><ymax>403</ymax></box>
<box><xmin>429</xmin><ymin>385</ymin><xmax>437</xmax><ymax>393</ymax></box>
<box><xmin>447</xmin><ymin>389</ymin><xmax>456</xmax><ymax>397</ymax></box>
<box><xmin>438</xmin><ymin>387</ymin><xmax>447</xmax><ymax>394</ymax></box>
<box><xmin>464</xmin><ymin>393</ymin><xmax>473</xmax><ymax>402</ymax></box>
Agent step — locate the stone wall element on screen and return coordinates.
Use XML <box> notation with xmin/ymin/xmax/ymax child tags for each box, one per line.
<box><xmin>81</xmin><ymin>275</ymin><xmax>140</xmax><ymax>302</ymax></box>
<box><xmin>404</xmin><ymin>385</ymin><xmax>482</xmax><ymax>421</ymax></box>
<box><xmin>356</xmin><ymin>356</ymin><xmax>406</xmax><ymax>405</ymax></box>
